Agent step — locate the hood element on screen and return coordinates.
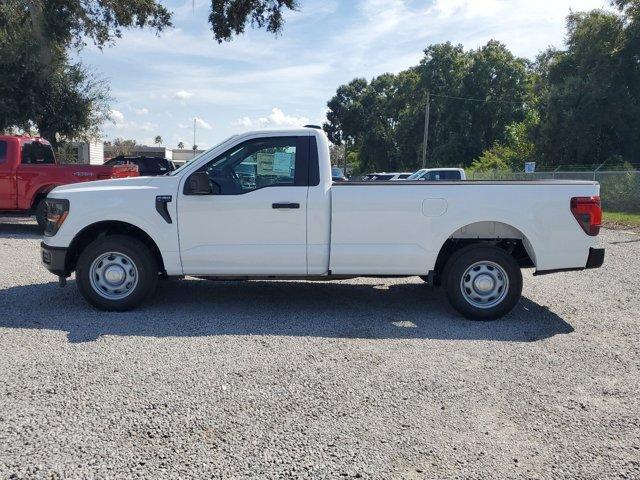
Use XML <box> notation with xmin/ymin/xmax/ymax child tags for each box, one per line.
<box><xmin>50</xmin><ymin>176</ymin><xmax>157</xmax><ymax>196</ymax></box>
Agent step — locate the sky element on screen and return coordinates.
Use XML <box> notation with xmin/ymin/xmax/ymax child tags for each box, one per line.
<box><xmin>85</xmin><ymin>0</ymin><xmax>610</xmax><ymax>149</ymax></box>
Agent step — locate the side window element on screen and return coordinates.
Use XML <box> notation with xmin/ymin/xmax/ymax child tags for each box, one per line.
<box><xmin>0</xmin><ymin>141</ymin><xmax>6</xmax><ymax>164</ymax></box>
<box><xmin>21</xmin><ymin>142</ymin><xmax>55</xmax><ymax>165</ymax></box>
<box><xmin>198</xmin><ymin>136</ymin><xmax>304</xmax><ymax>195</ymax></box>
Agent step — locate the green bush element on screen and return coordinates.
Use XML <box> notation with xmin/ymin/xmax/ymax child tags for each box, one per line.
<box><xmin>598</xmin><ymin>170</ymin><xmax>640</xmax><ymax>213</ymax></box>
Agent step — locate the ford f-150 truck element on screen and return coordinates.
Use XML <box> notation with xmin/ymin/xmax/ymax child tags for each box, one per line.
<box><xmin>0</xmin><ymin>135</ymin><xmax>138</xmax><ymax>229</ymax></box>
<box><xmin>40</xmin><ymin>127</ymin><xmax>604</xmax><ymax>320</ymax></box>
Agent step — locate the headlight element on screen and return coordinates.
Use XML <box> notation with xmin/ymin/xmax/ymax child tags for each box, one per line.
<box><xmin>44</xmin><ymin>199</ymin><xmax>70</xmax><ymax>236</ymax></box>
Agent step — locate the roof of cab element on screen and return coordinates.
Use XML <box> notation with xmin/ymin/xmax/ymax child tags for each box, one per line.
<box><xmin>0</xmin><ymin>134</ymin><xmax>51</xmax><ymax>145</ymax></box>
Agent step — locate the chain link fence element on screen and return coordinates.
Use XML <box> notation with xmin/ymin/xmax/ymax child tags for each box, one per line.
<box><xmin>468</xmin><ymin>169</ymin><xmax>640</xmax><ymax>213</ymax></box>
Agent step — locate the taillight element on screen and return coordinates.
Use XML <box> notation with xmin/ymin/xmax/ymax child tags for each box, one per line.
<box><xmin>570</xmin><ymin>196</ymin><xmax>601</xmax><ymax>236</ymax></box>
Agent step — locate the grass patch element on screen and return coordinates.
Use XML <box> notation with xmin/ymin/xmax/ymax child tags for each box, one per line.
<box><xmin>602</xmin><ymin>211</ymin><xmax>640</xmax><ymax>232</ymax></box>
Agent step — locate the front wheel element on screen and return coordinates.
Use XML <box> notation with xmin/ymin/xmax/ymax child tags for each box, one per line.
<box><xmin>76</xmin><ymin>235</ymin><xmax>158</xmax><ymax>311</ymax></box>
<box><xmin>443</xmin><ymin>245</ymin><xmax>522</xmax><ymax>321</ymax></box>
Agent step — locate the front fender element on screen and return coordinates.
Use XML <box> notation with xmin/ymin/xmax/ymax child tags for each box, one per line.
<box><xmin>44</xmin><ymin>187</ymin><xmax>183</xmax><ymax>275</ymax></box>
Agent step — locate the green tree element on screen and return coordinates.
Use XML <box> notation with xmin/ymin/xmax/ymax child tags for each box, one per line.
<box><xmin>472</xmin><ymin>111</ymin><xmax>539</xmax><ymax>171</ymax></box>
<box><xmin>0</xmin><ymin>2</ymin><xmax>111</xmax><ymax>146</ymax></box>
<box><xmin>0</xmin><ymin>0</ymin><xmax>302</xmax><ymax>144</ymax></box>
<box><xmin>535</xmin><ymin>6</ymin><xmax>640</xmax><ymax>165</ymax></box>
<box><xmin>105</xmin><ymin>138</ymin><xmax>137</xmax><ymax>157</ymax></box>
<box><xmin>324</xmin><ymin>78</ymin><xmax>369</xmax><ymax>147</ymax></box>
<box><xmin>329</xmin><ymin>143</ymin><xmax>345</xmax><ymax>166</ymax></box>
<box><xmin>324</xmin><ymin>40</ymin><xmax>531</xmax><ymax>172</ymax></box>
<box><xmin>154</xmin><ymin>135</ymin><xmax>163</xmax><ymax>146</ymax></box>
<box><xmin>177</xmin><ymin>141</ymin><xmax>185</xmax><ymax>149</ymax></box>
<box><xmin>210</xmin><ymin>0</ymin><xmax>299</xmax><ymax>42</ymax></box>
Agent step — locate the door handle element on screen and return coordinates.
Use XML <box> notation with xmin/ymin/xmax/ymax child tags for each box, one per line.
<box><xmin>272</xmin><ymin>202</ymin><xmax>300</xmax><ymax>209</ymax></box>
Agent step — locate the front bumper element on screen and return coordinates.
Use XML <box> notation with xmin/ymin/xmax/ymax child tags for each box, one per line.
<box><xmin>41</xmin><ymin>242</ymin><xmax>69</xmax><ymax>277</ymax></box>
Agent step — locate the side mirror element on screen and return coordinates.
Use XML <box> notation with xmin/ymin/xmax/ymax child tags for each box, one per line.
<box><xmin>186</xmin><ymin>171</ymin><xmax>213</xmax><ymax>195</ymax></box>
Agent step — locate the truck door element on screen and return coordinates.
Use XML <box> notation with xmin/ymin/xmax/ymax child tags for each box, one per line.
<box><xmin>15</xmin><ymin>140</ymin><xmax>56</xmax><ymax>210</ymax></box>
<box><xmin>178</xmin><ymin>135</ymin><xmax>311</xmax><ymax>275</ymax></box>
<box><xmin>0</xmin><ymin>139</ymin><xmax>16</xmax><ymax>209</ymax></box>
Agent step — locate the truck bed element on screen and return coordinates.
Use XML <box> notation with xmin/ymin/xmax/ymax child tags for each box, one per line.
<box><xmin>333</xmin><ymin>180</ymin><xmax>599</xmax><ymax>186</ymax></box>
<box><xmin>329</xmin><ymin>180</ymin><xmax>600</xmax><ymax>275</ymax></box>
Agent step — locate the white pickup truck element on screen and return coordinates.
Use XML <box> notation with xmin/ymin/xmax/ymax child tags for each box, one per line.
<box><xmin>41</xmin><ymin>127</ymin><xmax>604</xmax><ymax>320</ymax></box>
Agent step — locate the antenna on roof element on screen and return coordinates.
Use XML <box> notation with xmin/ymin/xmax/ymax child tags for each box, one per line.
<box><xmin>304</xmin><ymin>124</ymin><xmax>322</xmax><ymax>130</ymax></box>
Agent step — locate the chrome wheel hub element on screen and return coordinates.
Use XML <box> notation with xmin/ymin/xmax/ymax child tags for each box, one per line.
<box><xmin>473</xmin><ymin>274</ymin><xmax>495</xmax><ymax>294</ymax></box>
<box><xmin>89</xmin><ymin>252</ymin><xmax>138</xmax><ymax>300</ymax></box>
<box><xmin>104</xmin><ymin>265</ymin><xmax>126</xmax><ymax>285</ymax></box>
<box><xmin>460</xmin><ymin>261</ymin><xmax>509</xmax><ymax>309</ymax></box>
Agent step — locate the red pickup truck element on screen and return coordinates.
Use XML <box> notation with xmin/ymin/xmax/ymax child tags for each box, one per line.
<box><xmin>0</xmin><ymin>135</ymin><xmax>138</xmax><ymax>229</ymax></box>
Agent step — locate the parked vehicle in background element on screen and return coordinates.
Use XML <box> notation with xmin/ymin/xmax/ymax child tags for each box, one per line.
<box><xmin>362</xmin><ymin>172</ymin><xmax>412</xmax><ymax>181</ymax></box>
<box><xmin>407</xmin><ymin>168</ymin><xmax>466</xmax><ymax>181</ymax></box>
<box><xmin>104</xmin><ymin>155</ymin><xmax>175</xmax><ymax>176</ymax></box>
<box><xmin>0</xmin><ymin>135</ymin><xmax>138</xmax><ymax>230</ymax></box>
<box><xmin>332</xmin><ymin>166</ymin><xmax>348</xmax><ymax>182</ymax></box>
<box><xmin>41</xmin><ymin>127</ymin><xmax>604</xmax><ymax>320</ymax></box>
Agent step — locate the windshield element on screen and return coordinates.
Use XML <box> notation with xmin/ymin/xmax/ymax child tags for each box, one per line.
<box><xmin>168</xmin><ymin>136</ymin><xmax>237</xmax><ymax>176</ymax></box>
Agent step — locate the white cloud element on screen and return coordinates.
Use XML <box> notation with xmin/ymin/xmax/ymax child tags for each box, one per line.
<box><xmin>195</xmin><ymin>117</ymin><xmax>213</xmax><ymax>130</ymax></box>
<box><xmin>234</xmin><ymin>108</ymin><xmax>309</xmax><ymax>129</ymax></box>
<box><xmin>233</xmin><ymin>117</ymin><xmax>253</xmax><ymax>127</ymax></box>
<box><xmin>432</xmin><ymin>0</ymin><xmax>503</xmax><ymax>19</ymax></box>
<box><xmin>133</xmin><ymin>107</ymin><xmax>149</xmax><ymax>115</ymax></box>
<box><xmin>173</xmin><ymin>90</ymin><xmax>194</xmax><ymax>100</ymax></box>
<box><xmin>110</xmin><ymin>109</ymin><xmax>125</xmax><ymax>124</ymax></box>
<box><xmin>140</xmin><ymin>121</ymin><xmax>158</xmax><ymax>132</ymax></box>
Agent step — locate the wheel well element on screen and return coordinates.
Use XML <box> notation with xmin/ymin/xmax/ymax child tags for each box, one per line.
<box><xmin>30</xmin><ymin>188</ymin><xmax>54</xmax><ymax>212</ymax></box>
<box><xmin>432</xmin><ymin>222</ymin><xmax>535</xmax><ymax>285</ymax></box>
<box><xmin>66</xmin><ymin>221</ymin><xmax>165</xmax><ymax>274</ymax></box>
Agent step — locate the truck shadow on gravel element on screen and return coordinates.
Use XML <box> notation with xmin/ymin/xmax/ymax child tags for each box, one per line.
<box><xmin>0</xmin><ymin>278</ymin><xmax>573</xmax><ymax>343</ymax></box>
<box><xmin>0</xmin><ymin>221</ymin><xmax>41</xmax><ymax>238</ymax></box>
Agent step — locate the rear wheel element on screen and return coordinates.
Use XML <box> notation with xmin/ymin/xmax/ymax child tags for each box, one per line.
<box><xmin>76</xmin><ymin>235</ymin><xmax>158</xmax><ymax>311</ymax></box>
<box><xmin>35</xmin><ymin>199</ymin><xmax>47</xmax><ymax>232</ymax></box>
<box><xmin>443</xmin><ymin>245</ymin><xmax>522</xmax><ymax>321</ymax></box>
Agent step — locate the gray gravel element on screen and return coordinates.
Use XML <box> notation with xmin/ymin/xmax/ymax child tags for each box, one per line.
<box><xmin>0</xmin><ymin>219</ymin><xmax>638</xmax><ymax>479</ymax></box>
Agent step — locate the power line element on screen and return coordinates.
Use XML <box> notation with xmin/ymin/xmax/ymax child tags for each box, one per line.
<box><xmin>428</xmin><ymin>92</ymin><xmax>525</xmax><ymax>105</ymax></box>
<box><xmin>421</xmin><ymin>92</ymin><xmax>526</xmax><ymax>169</ymax></box>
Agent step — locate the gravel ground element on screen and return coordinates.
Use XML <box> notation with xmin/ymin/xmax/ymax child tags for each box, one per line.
<box><xmin>0</xmin><ymin>219</ymin><xmax>638</xmax><ymax>479</ymax></box>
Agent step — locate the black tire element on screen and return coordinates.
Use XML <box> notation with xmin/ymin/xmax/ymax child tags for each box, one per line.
<box><xmin>443</xmin><ymin>245</ymin><xmax>522</xmax><ymax>321</ymax></box>
<box><xmin>75</xmin><ymin>235</ymin><xmax>158</xmax><ymax>311</ymax></box>
<box><xmin>35</xmin><ymin>199</ymin><xmax>47</xmax><ymax>232</ymax></box>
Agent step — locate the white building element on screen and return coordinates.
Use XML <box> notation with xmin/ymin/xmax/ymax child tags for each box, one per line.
<box><xmin>62</xmin><ymin>140</ymin><xmax>104</xmax><ymax>165</ymax></box>
<box><xmin>78</xmin><ymin>140</ymin><xmax>105</xmax><ymax>165</ymax></box>
<box><xmin>172</xmin><ymin>148</ymin><xmax>204</xmax><ymax>165</ymax></box>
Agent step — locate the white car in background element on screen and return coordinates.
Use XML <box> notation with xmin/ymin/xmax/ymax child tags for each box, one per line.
<box><xmin>362</xmin><ymin>172</ymin><xmax>412</xmax><ymax>181</ymax></box>
<box><xmin>408</xmin><ymin>168</ymin><xmax>466</xmax><ymax>181</ymax></box>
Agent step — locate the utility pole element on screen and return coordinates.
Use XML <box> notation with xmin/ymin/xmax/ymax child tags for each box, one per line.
<box><xmin>421</xmin><ymin>92</ymin><xmax>430</xmax><ymax>169</ymax></box>
<box><xmin>344</xmin><ymin>140</ymin><xmax>348</xmax><ymax>177</ymax></box>
<box><xmin>193</xmin><ymin>118</ymin><xmax>196</xmax><ymax>158</ymax></box>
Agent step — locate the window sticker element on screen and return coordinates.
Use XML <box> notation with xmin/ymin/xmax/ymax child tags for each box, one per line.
<box><xmin>256</xmin><ymin>152</ymin><xmax>275</xmax><ymax>175</ymax></box>
<box><xmin>273</xmin><ymin>151</ymin><xmax>294</xmax><ymax>175</ymax></box>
